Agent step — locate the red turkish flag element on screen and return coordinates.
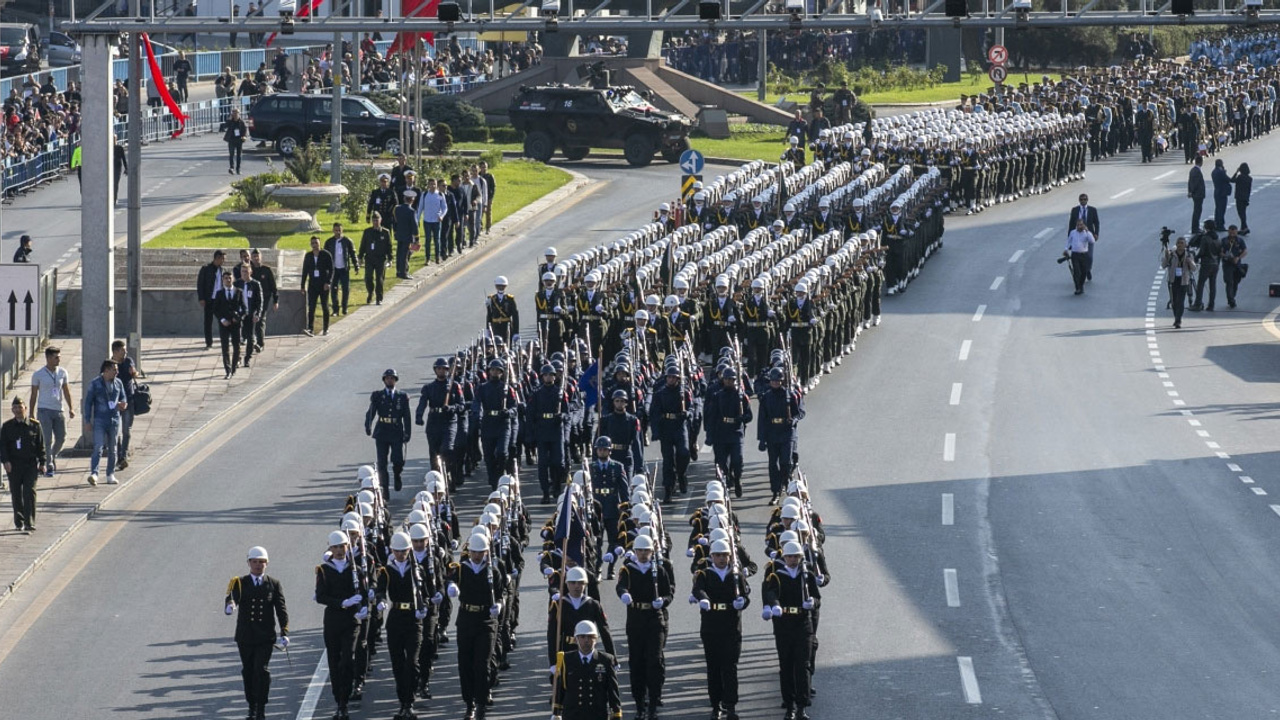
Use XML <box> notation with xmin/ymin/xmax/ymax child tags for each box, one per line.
<box><xmin>389</xmin><ymin>0</ymin><xmax>439</xmax><ymax>54</ymax></box>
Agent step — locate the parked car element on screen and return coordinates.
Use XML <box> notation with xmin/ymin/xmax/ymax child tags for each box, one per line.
<box><xmin>42</xmin><ymin>31</ymin><xmax>81</xmax><ymax>67</ymax></box>
<box><xmin>247</xmin><ymin>93</ymin><xmax>430</xmax><ymax>156</ymax></box>
<box><xmin>0</xmin><ymin>23</ymin><xmax>42</xmax><ymax>76</ymax></box>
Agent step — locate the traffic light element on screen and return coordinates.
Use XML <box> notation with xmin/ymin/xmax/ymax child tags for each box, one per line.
<box><xmin>945</xmin><ymin>0</ymin><xmax>968</xmax><ymax>17</ymax></box>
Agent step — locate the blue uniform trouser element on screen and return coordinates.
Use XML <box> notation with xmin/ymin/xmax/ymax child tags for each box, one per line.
<box><xmin>713</xmin><ymin>437</ymin><xmax>744</xmax><ymax>486</ymax></box>
<box><xmin>659</xmin><ymin>432</ymin><xmax>690</xmax><ymax>493</ymax></box>
<box><xmin>536</xmin><ymin>439</ymin><xmax>565</xmax><ymax>496</ymax></box>
<box><xmin>482</xmin><ymin>430</ymin><xmax>511</xmax><ymax>489</ymax></box>
<box><xmin>766</xmin><ymin>440</ymin><xmax>793</xmax><ymax>495</ymax></box>
<box><xmin>375</xmin><ymin>435</ymin><xmax>404</xmax><ymax>494</ymax></box>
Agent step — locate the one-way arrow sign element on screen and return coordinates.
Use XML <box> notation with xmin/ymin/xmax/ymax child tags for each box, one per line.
<box><xmin>0</xmin><ymin>266</ymin><xmax>42</xmax><ymax>337</ymax></box>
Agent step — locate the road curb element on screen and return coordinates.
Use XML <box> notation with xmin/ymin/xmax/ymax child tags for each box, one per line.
<box><xmin>0</xmin><ymin>166</ymin><xmax>593</xmax><ymax>609</ymax></box>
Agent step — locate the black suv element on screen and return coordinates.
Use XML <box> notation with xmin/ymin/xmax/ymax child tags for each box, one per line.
<box><xmin>509</xmin><ymin>85</ymin><xmax>692</xmax><ymax>167</ymax></box>
<box><xmin>247</xmin><ymin>93</ymin><xmax>428</xmax><ymax>156</ymax></box>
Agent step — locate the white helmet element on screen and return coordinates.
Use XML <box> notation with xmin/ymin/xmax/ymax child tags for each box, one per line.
<box><xmin>328</xmin><ymin>530</ymin><xmax>350</xmax><ymax>547</ymax></box>
<box><xmin>494</xmin><ymin>275</ymin><xmax>509</xmax><ymax>287</ymax></box>
<box><xmin>659</xmin><ymin>202</ymin><xmax>671</xmax><ymax>212</ymax></box>
<box><xmin>694</xmin><ymin>191</ymin><xmax>707</xmax><ymax>202</ymax></box>
<box><xmin>635</xmin><ymin>309</ymin><xmax>650</xmax><ymax>321</ymax></box>
<box><xmin>782</xmin><ymin>541</ymin><xmax>804</xmax><ymax>557</ymax></box>
<box><xmin>710</xmin><ymin>539</ymin><xmax>731</xmax><ymax>554</ymax></box>
<box><xmin>574</xmin><ymin>620</ymin><xmax>599</xmax><ymax>636</ymax></box>
<box><xmin>664</xmin><ymin>295</ymin><xmax>680</xmax><ymax>308</ymax></box>
<box><xmin>542</xmin><ymin>271</ymin><xmax>555</xmax><ymax>282</ymax></box>
<box><xmin>357</xmin><ymin>489</ymin><xmax>376</xmax><ymax>506</ymax></box>
<box><xmin>390</xmin><ymin>532</ymin><xmax>412</xmax><ymax>551</ymax></box>
<box><xmin>246</xmin><ymin>546</ymin><xmax>269</xmax><ymax>561</ymax></box>
<box><xmin>467</xmin><ymin>534</ymin><xmax>490</xmax><ymax>552</ymax></box>
<box><xmin>794</xmin><ymin>282</ymin><xmax>809</xmax><ymax>294</ymax></box>
<box><xmin>545</xmin><ymin>246</ymin><xmax>558</xmax><ymax>257</ymax></box>
<box><xmin>781</xmin><ymin>505</ymin><xmax>802</xmax><ymax>519</ymax></box>
<box><xmin>714</xmin><ymin>275</ymin><xmax>730</xmax><ymax>288</ymax></box>
<box><xmin>409</xmin><ymin>523</ymin><xmax>431</xmax><ymax>541</ymax></box>
<box><xmin>406</xmin><ymin>509</ymin><xmax>428</xmax><ymax>525</ymax></box>
<box><xmin>425</xmin><ymin>470</ymin><xmax>445</xmax><ymax>489</ymax></box>
<box><xmin>633</xmin><ymin>534</ymin><xmax>655</xmax><ymax>550</ymax></box>
<box><xmin>566</xmin><ymin>566</ymin><xmax>589</xmax><ymax>583</ymax></box>
<box><xmin>357</xmin><ymin>465</ymin><xmax>376</xmax><ymax>482</ymax></box>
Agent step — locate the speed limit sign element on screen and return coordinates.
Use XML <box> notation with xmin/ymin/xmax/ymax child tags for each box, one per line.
<box><xmin>987</xmin><ymin>44</ymin><xmax>1008</xmax><ymax>65</ymax></box>
<box><xmin>988</xmin><ymin>64</ymin><xmax>1008</xmax><ymax>84</ymax></box>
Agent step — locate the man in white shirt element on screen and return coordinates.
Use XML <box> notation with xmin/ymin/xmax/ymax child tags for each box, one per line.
<box><xmin>324</xmin><ymin>222</ymin><xmax>359</xmax><ymax>316</ymax></box>
<box><xmin>1064</xmin><ymin>218</ymin><xmax>1096</xmax><ymax>295</ymax></box>
<box><xmin>416</xmin><ymin>178</ymin><xmax>448</xmax><ymax>264</ymax></box>
<box><xmin>29</xmin><ymin>346</ymin><xmax>74</xmax><ymax>477</ymax></box>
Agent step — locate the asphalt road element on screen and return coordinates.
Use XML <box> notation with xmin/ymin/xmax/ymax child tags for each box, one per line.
<box><xmin>2</xmin><ymin>134</ymin><xmax>1280</xmax><ymax>720</ymax></box>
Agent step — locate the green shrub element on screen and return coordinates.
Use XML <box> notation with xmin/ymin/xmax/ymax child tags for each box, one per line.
<box><xmin>490</xmin><ymin>125</ymin><xmax>524</xmax><ymax>143</ymax></box>
<box><xmin>479</xmin><ymin>149</ymin><xmax>504</xmax><ymax>168</ymax></box>
<box><xmin>430</xmin><ymin>122</ymin><xmax>454</xmax><ymax>154</ymax></box>
<box><xmin>366</xmin><ymin>90</ymin><xmax>405</xmax><ymax>114</ymax></box>
<box><xmin>420</xmin><ymin>94</ymin><xmax>486</xmax><ymax>133</ymax></box>
<box><xmin>284</xmin><ymin>137</ymin><xmax>328</xmax><ymax>184</ymax></box>
<box><xmin>340</xmin><ymin>165</ymin><xmax>378</xmax><ymax>224</ymax></box>
<box><xmin>455</xmin><ymin>125</ymin><xmax>491</xmax><ymax>143</ymax></box>
<box><xmin>231</xmin><ymin>168</ymin><xmax>290</xmax><ymax>211</ymax></box>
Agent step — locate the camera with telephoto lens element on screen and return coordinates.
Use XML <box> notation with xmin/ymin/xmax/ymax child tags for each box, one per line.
<box><xmin>1160</xmin><ymin>226</ymin><xmax>1174</xmax><ymax>246</ymax></box>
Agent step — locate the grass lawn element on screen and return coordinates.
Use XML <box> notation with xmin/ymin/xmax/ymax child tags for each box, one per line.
<box><xmin>738</xmin><ymin>72</ymin><xmax>1066</xmax><ymax>106</ymax></box>
<box><xmin>147</xmin><ymin>159</ymin><xmax>570</xmax><ymax>317</ymax></box>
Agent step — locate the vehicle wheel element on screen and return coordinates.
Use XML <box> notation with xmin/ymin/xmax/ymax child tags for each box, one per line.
<box><xmin>562</xmin><ymin>146</ymin><xmax>590</xmax><ymax>161</ymax></box>
<box><xmin>623</xmin><ymin>134</ymin><xmax>656</xmax><ymax>168</ymax></box>
<box><xmin>523</xmin><ymin>131</ymin><xmax>554</xmax><ymax>163</ymax></box>
<box><xmin>275</xmin><ymin>131</ymin><xmax>302</xmax><ymax>157</ymax></box>
<box><xmin>382</xmin><ymin>136</ymin><xmax>403</xmax><ymax>156</ymax></box>
<box><xmin>661</xmin><ymin>138</ymin><xmax>690</xmax><ymax>164</ymax></box>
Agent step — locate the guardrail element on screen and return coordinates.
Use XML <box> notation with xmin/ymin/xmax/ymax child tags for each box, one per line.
<box><xmin>0</xmin><ymin>268</ymin><xmax>58</xmax><ymax>394</ymax></box>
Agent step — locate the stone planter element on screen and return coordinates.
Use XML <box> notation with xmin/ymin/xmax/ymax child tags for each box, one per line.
<box><xmin>215</xmin><ymin>210</ymin><xmax>316</xmax><ymax>249</ymax></box>
<box><xmin>266</xmin><ymin>184</ymin><xmax>350</xmax><ymax>233</ymax></box>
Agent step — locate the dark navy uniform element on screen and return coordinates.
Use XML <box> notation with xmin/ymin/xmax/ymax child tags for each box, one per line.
<box><xmin>590</xmin><ymin>454</ymin><xmax>631</xmax><ymax>575</ymax></box>
<box><xmin>534</xmin><ymin>287</ymin><xmax>569</xmax><ymax>353</ymax></box>
<box><xmin>473</xmin><ymin>376</ymin><xmax>520</xmax><ymax>489</ymax></box>
<box><xmin>650</xmin><ymin>376</ymin><xmax>691</xmax><ymax>498</ymax></box>
<box><xmin>527</xmin><ymin>381</ymin><xmax>570</xmax><ymax>498</ymax></box>
<box><xmin>601</xmin><ymin>408</ymin><xmax>644</xmax><ymax>476</ymax></box>
<box><xmin>315</xmin><ymin>556</ymin><xmax>370</xmax><ymax>714</ymax></box>
<box><xmin>756</xmin><ymin>385</ymin><xmax>804</xmax><ymax>497</ymax></box>
<box><xmin>415</xmin><ymin>369</ymin><xmax>466</xmax><ymax>480</ymax></box>
<box><xmin>762</xmin><ymin>564</ymin><xmax>822</xmax><ymax>716</ymax></box>
<box><xmin>365</xmin><ymin>382</ymin><xmax>412</xmax><ymax>493</ymax></box>
<box><xmin>486</xmin><ymin>293</ymin><xmax>520</xmax><ymax>344</ymax></box>
<box><xmin>553</xmin><ymin>649</ymin><xmax>624</xmax><ymax>720</ymax></box>
<box><xmin>740</xmin><ymin>292</ymin><xmax>774</xmax><ymax>377</ymax></box>
<box><xmin>704</xmin><ymin>382</ymin><xmax>753</xmax><ymax>495</ymax></box>
<box><xmin>615</xmin><ymin>556</ymin><xmax>676</xmax><ymax>716</ymax></box>
<box><xmin>447</xmin><ymin>558</ymin><xmax>509</xmax><ymax>714</ymax></box>
<box><xmin>225</xmin><ymin>573</ymin><xmax>289</xmax><ymax>718</ymax></box>
<box><xmin>375</xmin><ymin>557</ymin><xmax>428</xmax><ymax>711</ymax></box>
<box><xmin>546</xmin><ymin>596</ymin><xmax>616</xmax><ymax>668</ymax></box>
<box><xmin>692</xmin><ymin>564</ymin><xmax>750</xmax><ymax>716</ymax></box>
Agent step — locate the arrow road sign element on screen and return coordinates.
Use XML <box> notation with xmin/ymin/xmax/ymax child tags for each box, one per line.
<box><xmin>988</xmin><ymin>44</ymin><xmax>1008</xmax><ymax>65</ymax></box>
<box><xmin>989</xmin><ymin>65</ymin><xmax>1008</xmax><ymax>84</ymax></box>
<box><xmin>679</xmin><ymin>148</ymin><xmax>705</xmax><ymax>175</ymax></box>
<box><xmin>0</xmin><ymin>265</ymin><xmax>41</xmax><ymax>337</ymax></box>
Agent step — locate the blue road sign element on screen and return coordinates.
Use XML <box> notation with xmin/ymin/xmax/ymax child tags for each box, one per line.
<box><xmin>679</xmin><ymin>149</ymin><xmax>705</xmax><ymax>175</ymax></box>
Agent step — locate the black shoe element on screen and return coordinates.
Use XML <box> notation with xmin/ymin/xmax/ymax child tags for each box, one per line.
<box><xmin>303</xmin><ymin>329</ymin><xmax>314</xmax><ymax>337</ymax></box>
<box><xmin>1173</xmin><ymin>322</ymin><xmax>1181</xmax><ymax>329</ymax></box>
<box><xmin>351</xmin><ymin>682</ymin><xmax>363</xmax><ymax>700</ymax></box>
<box><xmin>225</xmin><ymin>371</ymin><xmax>232</xmax><ymax>379</ymax></box>
<box><xmin>796</xmin><ymin>710</ymin><xmax>810</xmax><ymax>720</ymax></box>
<box><xmin>1074</xmin><ymin>289</ymin><xmax>1083</xmax><ymax>295</ymax></box>
<box><xmin>243</xmin><ymin>359</ymin><xmax>250</xmax><ymax>368</ymax></box>
<box><xmin>606</xmin><ymin>566</ymin><xmax>615</xmax><ymax>580</ymax></box>
<box><xmin>663</xmin><ymin>489</ymin><xmax>673</xmax><ymax>503</ymax></box>
<box><xmin>464</xmin><ymin>707</ymin><xmax>476</xmax><ymax>720</ymax></box>
<box><xmin>117</xmin><ymin>458</ymin><xmax>129</xmax><ymax>470</ymax></box>
<box><xmin>769</xmin><ymin>492</ymin><xmax>780</xmax><ymax>505</ymax></box>
<box><xmin>484</xmin><ymin>691</ymin><xmax>495</xmax><ymax>706</ymax></box>
<box><xmin>1206</xmin><ymin>305</ymin><xmax>1214</xmax><ymax>311</ymax></box>
<box><xmin>1229</xmin><ymin>301</ymin><xmax>1237</xmax><ymax>308</ymax></box>
<box><xmin>206</xmin><ymin>343</ymin><xmax>213</xmax><ymax>350</ymax></box>
<box><xmin>734</xmin><ymin>480</ymin><xmax>742</xmax><ymax>498</ymax></box>
<box><xmin>394</xmin><ymin>474</ymin><xmax>403</xmax><ymax>491</ymax></box>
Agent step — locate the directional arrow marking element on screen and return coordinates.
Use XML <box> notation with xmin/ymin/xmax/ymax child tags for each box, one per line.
<box><xmin>7</xmin><ymin>291</ymin><xmax>15</xmax><ymax>332</ymax></box>
<box><xmin>23</xmin><ymin>291</ymin><xmax>33</xmax><ymax>332</ymax></box>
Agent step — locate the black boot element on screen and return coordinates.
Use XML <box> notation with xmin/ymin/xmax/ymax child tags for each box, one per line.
<box><xmin>256</xmin><ymin>704</ymin><xmax>267</xmax><ymax>720</ymax></box>
<box><xmin>393</xmin><ymin>466</ymin><xmax>403</xmax><ymax>491</ymax></box>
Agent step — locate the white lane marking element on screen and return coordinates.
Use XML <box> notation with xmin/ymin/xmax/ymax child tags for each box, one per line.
<box><xmin>1155</xmin><ymin>365</ymin><xmax>1166</xmax><ymax>372</ymax></box>
<box><xmin>958</xmin><ymin>340</ymin><xmax>972</xmax><ymax>361</ymax></box>
<box><xmin>944</xmin><ymin>569</ymin><xmax>961</xmax><ymax>607</ymax></box>
<box><xmin>1168</xmin><ymin>391</ymin><xmax>1179</xmax><ymax>397</ymax></box>
<box><xmin>1034</xmin><ymin>226</ymin><xmax>1054</xmax><ymax>239</ymax></box>
<box><xmin>1188</xmin><ymin>419</ymin><xmax>1202</xmax><ymax>426</ymax></box>
<box><xmin>1110</xmin><ymin>188</ymin><xmax>1135</xmax><ymax>199</ymax></box>
<box><xmin>1228</xmin><ymin>464</ymin><xmax>1242</xmax><ymax>472</ymax></box>
<box><xmin>1162</xmin><ymin>381</ymin><xmax>1175</xmax><ymax>387</ymax></box>
<box><xmin>950</xmin><ymin>383</ymin><xmax>963</xmax><ymax>406</ymax></box>
<box><xmin>990</xmin><ymin>276</ymin><xmax>1004</xmax><ymax>291</ymax></box>
<box><xmin>295</xmin><ymin>649</ymin><xmax>330</xmax><ymax>720</ymax></box>
<box><xmin>1271</xmin><ymin>505</ymin><xmax>1280</xmax><ymax>518</ymax></box>
<box><xmin>1216</xmin><ymin>451</ymin><xmax>1230</xmax><ymax>459</ymax></box>
<box><xmin>1196</xmin><ymin>430</ymin><xmax>1210</xmax><ymax>438</ymax></box>
<box><xmin>1207</xmin><ymin>441</ymin><xmax>1221</xmax><ymax>449</ymax></box>
<box><xmin>1150</xmin><ymin>351</ymin><xmax>1162</xmax><ymax>357</ymax></box>
<box><xmin>957</xmin><ymin>656</ymin><xmax>983</xmax><ymax>704</ymax></box>
<box><xmin>1158</xmin><ymin>373</ymin><xmax>1169</xmax><ymax>379</ymax></box>
<box><xmin>1179</xmin><ymin>410</ymin><xmax>1193</xmax><ymax>416</ymax></box>
<box><xmin>1174</xmin><ymin>399</ymin><xmax>1186</xmax><ymax>406</ymax></box>
<box><xmin>1154</xmin><ymin>170</ymin><xmax>1175</xmax><ymax>180</ymax></box>
<box><xmin>1252</xmin><ymin>487</ymin><xmax>1268</xmax><ymax>496</ymax></box>
<box><xmin>1008</xmin><ymin>250</ymin><xmax>1024</xmax><ymax>263</ymax></box>
<box><xmin>942</xmin><ymin>493</ymin><xmax>954</xmax><ymax>525</ymax></box>
<box><xmin>973</xmin><ymin>306</ymin><xmax>986</xmax><ymax>322</ymax></box>
<box><xmin>944</xmin><ymin>433</ymin><xmax>956</xmax><ymax>462</ymax></box>
<box><xmin>1241</xmin><ymin>476</ymin><xmax>1255</xmax><ymax>484</ymax></box>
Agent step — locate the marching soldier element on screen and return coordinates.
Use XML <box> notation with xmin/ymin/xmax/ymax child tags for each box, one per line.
<box><xmin>703</xmin><ymin>368</ymin><xmax>752</xmax><ymax>498</ymax></box>
<box><xmin>615</xmin><ymin>534</ymin><xmax>675</xmax><ymax>720</ymax></box>
<box><xmin>529</xmin><ymin>364</ymin><xmax>571</xmax><ymax>503</ymax></box>
<box><xmin>474</xmin><ymin>359</ymin><xmax>520</xmax><ymax>490</ymax></box>
<box><xmin>783</xmin><ymin>283</ymin><xmax>818</xmax><ymax>387</ymax></box>
<box><xmin>757</xmin><ymin>368</ymin><xmax>804</xmax><ymax>504</ymax></box>
<box><xmin>408</xmin><ymin>521</ymin><xmax>447</xmax><ymax>700</ymax></box>
<box><xmin>375</xmin><ymin>531</ymin><xmax>430</xmax><ymax>720</ymax></box>
<box><xmin>316</xmin><ymin>531</ymin><xmax>371</xmax><ymax>720</ymax></box>
<box><xmin>447</xmin><ymin>533</ymin><xmax>510</xmax><ymax>720</ymax></box>
<box><xmin>415</xmin><ymin>358</ymin><xmax>467</xmax><ymax>484</ymax></box>
<box><xmin>588</xmin><ymin>436</ymin><xmax>632</xmax><ymax>579</ymax></box>
<box><xmin>740</xmin><ymin>279</ymin><xmax>774</xmax><ymax>378</ymax></box>
<box><xmin>762</xmin><ymin>542</ymin><xmax>822</xmax><ymax>720</ymax></box>
<box><xmin>576</xmin><ymin>272</ymin><xmax>611</xmax><ymax>358</ymax></box>
<box><xmin>224</xmin><ymin>546</ymin><xmax>289</xmax><ymax>720</ymax></box>
<box><xmin>552</xmin><ymin>620</ymin><xmax>624</xmax><ymax>720</ymax></box>
<box><xmin>535</xmin><ymin>272</ymin><xmax>570</xmax><ymax>353</ymax></box>
<box><xmin>692</xmin><ymin>539</ymin><xmax>750</xmax><ymax>720</ymax></box>
<box><xmin>539</xmin><ymin>247</ymin><xmax>559</xmax><ymax>278</ymax></box>
<box><xmin>650</xmin><ymin>367</ymin><xmax>691</xmax><ymax>502</ymax></box>
<box><xmin>547</xmin><ymin>567</ymin><xmax>616</xmax><ymax>678</ymax></box>
<box><xmin>703</xmin><ymin>276</ymin><xmax>740</xmax><ymax>356</ymax></box>
<box><xmin>486</xmin><ymin>276</ymin><xmax>520</xmax><ymax>345</ymax></box>
<box><xmin>365</xmin><ymin>368</ymin><xmax>412</xmax><ymax>494</ymax></box>
<box><xmin>601</xmin><ymin>390</ymin><xmax>645</xmax><ymax>476</ymax></box>
<box><xmin>781</xmin><ymin>135</ymin><xmax>806</xmax><ymax>165</ymax></box>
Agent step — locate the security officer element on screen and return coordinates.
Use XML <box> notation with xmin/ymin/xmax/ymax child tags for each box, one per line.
<box><xmin>757</xmin><ymin>368</ymin><xmax>804</xmax><ymax>505</ymax></box>
<box><xmin>365</xmin><ymin>368</ymin><xmax>412</xmax><ymax>494</ymax></box>
<box><xmin>535</xmin><ymin>272</ymin><xmax>569</xmax><ymax>353</ymax></box>
<box><xmin>547</xmin><ymin>568</ymin><xmax>616</xmax><ymax>679</ymax></box>
<box><xmin>367</xmin><ymin>173</ymin><xmax>399</xmax><ymax>224</ymax></box>
<box><xmin>650</xmin><ymin>366</ymin><xmax>691</xmax><ymax>503</ymax></box>
<box><xmin>486</xmin><ymin>276</ymin><xmax>521</xmax><ymax>345</ymax></box>
<box><xmin>316</xmin><ymin>530</ymin><xmax>370</xmax><ymax>720</ymax></box>
<box><xmin>553</xmin><ymin>620</ymin><xmax>624</xmax><ymax>720</ymax></box>
<box><xmin>589</xmin><ymin>436</ymin><xmax>631</xmax><ymax>579</ymax></box>
<box><xmin>528</xmin><ymin>364</ymin><xmax>571</xmax><ymax>503</ymax></box>
<box><xmin>762</xmin><ymin>542</ymin><xmax>822</xmax><ymax>720</ymax></box>
<box><xmin>474</xmin><ymin>359</ymin><xmax>520</xmax><ymax>490</ymax></box>
<box><xmin>703</xmin><ymin>368</ymin><xmax>752</xmax><ymax>498</ymax></box>
<box><xmin>446</xmin><ymin>533</ymin><xmax>509</xmax><ymax>720</ymax></box>
<box><xmin>224</xmin><ymin>546</ymin><xmax>289</xmax><ymax>720</ymax></box>
<box><xmin>615</xmin><ymin>533</ymin><xmax>675</xmax><ymax>720</ymax></box>
<box><xmin>692</xmin><ymin>539</ymin><xmax>750</xmax><ymax>720</ymax></box>
<box><xmin>0</xmin><ymin>396</ymin><xmax>45</xmax><ymax>532</ymax></box>
<box><xmin>600</xmin><ymin>390</ymin><xmax>645</xmax><ymax>476</ymax></box>
<box><xmin>416</xmin><ymin>358</ymin><xmax>466</xmax><ymax>483</ymax></box>
<box><xmin>375</xmin><ymin>531</ymin><xmax>429</xmax><ymax>720</ymax></box>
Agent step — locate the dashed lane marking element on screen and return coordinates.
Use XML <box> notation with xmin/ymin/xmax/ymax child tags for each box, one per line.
<box><xmin>1110</xmin><ymin>188</ymin><xmax>1135</xmax><ymax>199</ymax></box>
<box><xmin>944</xmin><ymin>569</ymin><xmax>961</xmax><ymax>607</ymax></box>
<box><xmin>943</xmin><ymin>433</ymin><xmax>956</xmax><ymax>462</ymax></box>
<box><xmin>957</xmin><ymin>656</ymin><xmax>983</xmax><ymax>704</ymax></box>
<box><xmin>942</xmin><ymin>493</ymin><xmax>954</xmax><ymax>525</ymax></box>
<box><xmin>949</xmin><ymin>383</ymin><xmax>963</xmax><ymax>406</ymax></box>
<box><xmin>973</xmin><ymin>306</ymin><xmax>986</xmax><ymax>322</ymax></box>
<box><xmin>990</xmin><ymin>276</ymin><xmax>1004</xmax><ymax>291</ymax></box>
<box><xmin>958</xmin><ymin>340</ymin><xmax>972</xmax><ymax>361</ymax></box>
<box><xmin>1008</xmin><ymin>250</ymin><xmax>1024</xmax><ymax>263</ymax></box>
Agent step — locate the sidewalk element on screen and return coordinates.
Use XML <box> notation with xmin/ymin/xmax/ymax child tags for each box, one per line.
<box><xmin>0</xmin><ymin>167</ymin><xmax>593</xmax><ymax>604</ymax></box>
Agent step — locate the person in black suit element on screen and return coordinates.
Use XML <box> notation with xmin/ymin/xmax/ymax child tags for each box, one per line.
<box><xmin>197</xmin><ymin>250</ymin><xmax>227</xmax><ymax>349</ymax></box>
<box><xmin>235</xmin><ymin>264</ymin><xmax>264</xmax><ymax>369</ymax></box>
<box><xmin>359</xmin><ymin>212</ymin><xmax>393</xmax><ymax>305</ymax></box>
<box><xmin>1067</xmin><ymin>193</ymin><xmax>1101</xmax><ymax>282</ymax></box>
<box><xmin>552</xmin><ymin>620</ymin><xmax>623</xmax><ymax>720</ymax></box>
<box><xmin>301</xmin><ymin>236</ymin><xmax>335</xmax><ymax>336</ymax></box>
<box><xmin>224</xmin><ymin>546</ymin><xmax>289</xmax><ymax>720</ymax></box>
<box><xmin>1188</xmin><ymin>155</ymin><xmax>1206</xmax><ymax>234</ymax></box>
<box><xmin>324</xmin><ymin>223</ymin><xmax>360</xmax><ymax>317</ymax></box>
<box><xmin>212</xmin><ymin>271</ymin><xmax>247</xmax><ymax>379</ymax></box>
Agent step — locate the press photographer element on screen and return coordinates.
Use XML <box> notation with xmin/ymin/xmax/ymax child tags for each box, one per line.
<box><xmin>1161</xmin><ymin>233</ymin><xmax>1199</xmax><ymax>329</ymax></box>
<box><xmin>1188</xmin><ymin>220</ymin><xmax>1222</xmax><ymax>312</ymax></box>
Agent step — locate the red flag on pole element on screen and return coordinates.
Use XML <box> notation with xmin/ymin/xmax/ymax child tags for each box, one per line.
<box><xmin>139</xmin><ymin>32</ymin><xmax>189</xmax><ymax>138</ymax></box>
<box><xmin>389</xmin><ymin>0</ymin><xmax>440</xmax><ymax>55</ymax></box>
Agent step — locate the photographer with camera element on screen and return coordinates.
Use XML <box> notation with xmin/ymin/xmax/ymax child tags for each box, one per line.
<box><xmin>1063</xmin><ymin>218</ymin><xmax>1097</xmax><ymax>295</ymax></box>
<box><xmin>1162</xmin><ymin>233</ymin><xmax>1199</xmax><ymax>329</ymax></box>
<box><xmin>1189</xmin><ymin>220</ymin><xmax>1222</xmax><ymax>312</ymax></box>
<box><xmin>1221</xmin><ymin>224</ymin><xmax>1248</xmax><ymax>309</ymax></box>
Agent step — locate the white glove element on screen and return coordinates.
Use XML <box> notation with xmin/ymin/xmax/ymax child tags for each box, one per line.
<box><xmin>604</xmin><ymin>552</ymin><xmax>615</xmax><ymax>563</ymax></box>
<box><xmin>549</xmin><ymin>666</ymin><xmax>557</xmax><ymax>676</ymax></box>
<box><xmin>621</xmin><ymin>592</ymin><xmax>633</xmax><ymax>606</ymax></box>
<box><xmin>511</xmin><ymin>569</ymin><xmax>519</xmax><ymax>578</ymax></box>
<box><xmin>415</xmin><ymin>608</ymin><xmax>428</xmax><ymax>620</ymax></box>
<box><xmin>652</xmin><ymin>598</ymin><xmax>665</xmax><ymax>609</ymax></box>
<box><xmin>685</xmin><ymin>548</ymin><xmax>695</xmax><ymax>558</ymax></box>
<box><xmin>342</xmin><ymin>594</ymin><xmax>363</xmax><ymax>608</ymax></box>
<box><xmin>513</xmin><ymin>334</ymin><xmax>521</xmax><ymax>344</ymax></box>
<box><xmin>802</xmin><ymin>598</ymin><xmax>814</xmax><ymax>610</ymax></box>
<box><xmin>698</xmin><ymin>598</ymin><xmax>711</xmax><ymax>611</ymax></box>
<box><xmin>553</xmin><ymin>306</ymin><xmax>562</xmax><ymax>313</ymax></box>
<box><xmin>816</xmin><ymin>573</ymin><xmax>827</xmax><ymax>586</ymax></box>
<box><xmin>354</xmin><ymin>606</ymin><xmax>370</xmax><ymax>621</ymax></box>
<box><xmin>698</xmin><ymin>537</ymin><xmax>708</xmax><ymax>546</ymax></box>
<box><xmin>733</xmin><ymin>596</ymin><xmax>746</xmax><ymax>610</ymax></box>
<box><xmin>771</xmin><ymin>604</ymin><xmax>782</xmax><ymax>618</ymax></box>
<box><xmin>543</xmin><ymin>567</ymin><xmax>555</xmax><ymax>577</ymax></box>
<box><xmin>769</xmin><ymin>551</ymin><xmax>778</xmax><ymax>560</ymax></box>
<box><xmin>767</xmin><ymin>309</ymin><xmax>776</xmax><ymax>317</ymax></box>
<box><xmin>450</xmin><ymin>540</ymin><xmax>459</xmax><ymax>551</ymax></box>
<box><xmin>810</xmin><ymin>318</ymin><xmax>819</xmax><ymax>326</ymax></box>
<box><xmin>490</xmin><ymin>603</ymin><xmax>502</xmax><ymax>618</ymax></box>
<box><xmin>431</xmin><ymin>592</ymin><xmax>443</xmax><ymax>605</ymax></box>
<box><xmin>727</xmin><ymin>315</ymin><xmax>736</xmax><ymax>323</ymax></box>
<box><xmin>613</xmin><ymin>546</ymin><xmax>624</xmax><ymax>558</ymax></box>
<box><xmin>447</xmin><ymin>583</ymin><xmax>459</xmax><ymax>598</ymax></box>
<box><xmin>551</xmin><ymin>592</ymin><xmax>561</xmax><ymax>602</ymax></box>
<box><xmin>688</xmin><ymin>594</ymin><xmax>697</xmax><ymax>604</ymax></box>
<box><xmin>368</xmin><ymin>589</ymin><xmax>377</xmax><ymax>602</ymax></box>
<box><xmin>595</xmin><ymin>304</ymin><xmax>604</xmax><ymax>313</ymax></box>
<box><xmin>225</xmin><ymin>603</ymin><xmax>235</xmax><ymax>615</ymax></box>
<box><xmin>279</xmin><ymin>636</ymin><xmax>290</xmax><ymax>649</ymax></box>
<box><xmin>377</xmin><ymin>601</ymin><xmax>389</xmax><ymax>613</ymax></box>
<box><xmin>762</xmin><ymin>607</ymin><xmax>774</xmax><ymax>621</ymax></box>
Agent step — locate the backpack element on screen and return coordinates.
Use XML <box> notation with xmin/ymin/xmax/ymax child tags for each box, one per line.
<box><xmin>132</xmin><ymin>383</ymin><xmax>152</xmax><ymax>416</ymax></box>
